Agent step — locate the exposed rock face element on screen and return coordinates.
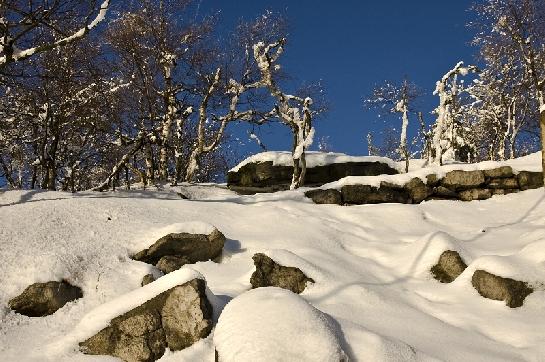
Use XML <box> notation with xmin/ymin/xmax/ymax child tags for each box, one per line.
<box><xmin>80</xmin><ymin>279</ymin><xmax>213</xmax><ymax>362</ymax></box>
<box><xmin>132</xmin><ymin>228</ymin><xmax>225</xmax><ymax>266</ymax></box>
<box><xmin>430</xmin><ymin>251</ymin><xmax>467</xmax><ymax>283</ymax></box>
<box><xmin>228</xmin><ymin>160</ymin><xmax>398</xmax><ymax>193</ymax></box>
<box><xmin>304</xmin><ymin>189</ymin><xmax>342</xmax><ymax>205</ymax></box>
<box><xmin>9</xmin><ymin>281</ymin><xmax>83</xmax><ymax>317</ymax></box>
<box><xmin>441</xmin><ymin>170</ymin><xmax>485</xmax><ymax>190</ymax></box>
<box><xmin>155</xmin><ymin>255</ymin><xmax>190</xmax><ymax>274</ymax></box>
<box><xmin>341</xmin><ymin>183</ymin><xmax>410</xmax><ymax>205</ymax></box>
<box><xmin>141</xmin><ymin>274</ymin><xmax>156</xmax><ymax>287</ymax></box>
<box><xmin>250</xmin><ymin>253</ymin><xmax>314</xmax><ymax>294</ymax></box>
<box><xmin>306</xmin><ymin>167</ymin><xmax>543</xmax><ymax>205</ymax></box>
<box><xmin>405</xmin><ymin>178</ymin><xmax>432</xmax><ymax>203</ymax></box>
<box><xmin>517</xmin><ymin>171</ymin><xmax>544</xmax><ymax>190</ymax></box>
<box><xmin>471</xmin><ymin>270</ymin><xmax>533</xmax><ymax>308</ymax></box>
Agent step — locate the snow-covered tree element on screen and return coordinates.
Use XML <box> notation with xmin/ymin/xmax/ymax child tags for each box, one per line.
<box><xmin>365</xmin><ymin>79</ymin><xmax>419</xmax><ymax>172</ymax></box>
<box><xmin>0</xmin><ymin>0</ymin><xmax>109</xmax><ymax>68</ymax></box>
<box><xmin>431</xmin><ymin>61</ymin><xmax>478</xmax><ymax>165</ymax></box>
<box><xmin>472</xmin><ymin>0</ymin><xmax>545</xmax><ymax>182</ymax></box>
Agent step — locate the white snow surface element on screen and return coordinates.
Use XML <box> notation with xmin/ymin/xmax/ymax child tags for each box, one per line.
<box><xmin>229</xmin><ymin>151</ymin><xmax>401</xmax><ymax>172</ymax></box>
<box><xmin>1</xmin><ymin>155</ymin><xmax>545</xmax><ymax>361</ymax></box>
<box><xmin>214</xmin><ymin>287</ymin><xmax>348</xmax><ymax>361</ymax></box>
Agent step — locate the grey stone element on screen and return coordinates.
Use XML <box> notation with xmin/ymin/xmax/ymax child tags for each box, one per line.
<box><xmin>484</xmin><ymin>166</ymin><xmax>514</xmax><ymax>179</ymax></box>
<box><xmin>517</xmin><ymin>171</ymin><xmax>544</xmax><ymax>191</ymax></box>
<box><xmin>341</xmin><ymin>183</ymin><xmax>410</xmax><ymax>205</ymax></box>
<box><xmin>487</xmin><ymin>177</ymin><xmax>518</xmax><ymax>189</ymax></box>
<box><xmin>441</xmin><ymin>170</ymin><xmax>485</xmax><ymax>190</ymax></box>
<box><xmin>141</xmin><ymin>274</ymin><xmax>156</xmax><ymax>287</ymax></box>
<box><xmin>426</xmin><ymin>174</ymin><xmax>440</xmax><ymax>186</ymax></box>
<box><xmin>250</xmin><ymin>253</ymin><xmax>314</xmax><ymax>294</ymax></box>
<box><xmin>155</xmin><ymin>255</ymin><xmax>189</xmax><ymax>274</ymax></box>
<box><xmin>304</xmin><ymin>189</ymin><xmax>342</xmax><ymax>205</ymax></box>
<box><xmin>133</xmin><ymin>228</ymin><xmax>225</xmax><ymax>266</ymax></box>
<box><xmin>459</xmin><ymin>188</ymin><xmax>492</xmax><ymax>201</ymax></box>
<box><xmin>80</xmin><ymin>278</ymin><xmax>212</xmax><ymax>361</ymax></box>
<box><xmin>404</xmin><ymin>177</ymin><xmax>432</xmax><ymax>203</ymax></box>
<box><xmin>431</xmin><ymin>250</ymin><xmax>467</xmax><ymax>283</ymax></box>
<box><xmin>471</xmin><ymin>270</ymin><xmax>533</xmax><ymax>308</ymax></box>
<box><xmin>9</xmin><ymin>281</ymin><xmax>83</xmax><ymax>317</ymax></box>
<box><xmin>432</xmin><ymin>186</ymin><xmax>459</xmax><ymax>199</ymax></box>
<box><xmin>227</xmin><ymin>159</ymin><xmax>398</xmax><ymax>193</ymax></box>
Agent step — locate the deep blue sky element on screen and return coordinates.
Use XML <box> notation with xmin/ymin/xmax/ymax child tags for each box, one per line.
<box><xmin>200</xmin><ymin>0</ymin><xmax>478</xmax><ymax>156</ymax></box>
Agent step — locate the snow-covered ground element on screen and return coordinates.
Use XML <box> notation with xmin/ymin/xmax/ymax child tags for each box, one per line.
<box><xmin>1</xmin><ymin>163</ymin><xmax>545</xmax><ymax>361</ymax></box>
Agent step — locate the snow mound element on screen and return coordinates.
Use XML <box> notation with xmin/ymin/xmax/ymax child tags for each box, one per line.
<box><xmin>214</xmin><ymin>287</ymin><xmax>348</xmax><ymax>362</ymax></box>
<box><xmin>230</xmin><ymin>151</ymin><xmax>400</xmax><ymax>172</ymax></box>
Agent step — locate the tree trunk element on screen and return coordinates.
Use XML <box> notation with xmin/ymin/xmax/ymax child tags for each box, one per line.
<box><xmin>541</xmin><ymin>109</ymin><xmax>545</xmax><ymax>187</ymax></box>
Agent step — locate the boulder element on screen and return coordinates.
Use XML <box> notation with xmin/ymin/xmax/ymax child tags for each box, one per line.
<box><xmin>483</xmin><ymin>166</ymin><xmax>514</xmax><ymax>179</ymax></box>
<box><xmin>404</xmin><ymin>177</ymin><xmax>432</xmax><ymax>203</ymax></box>
<box><xmin>9</xmin><ymin>280</ymin><xmax>83</xmax><ymax>317</ymax></box>
<box><xmin>132</xmin><ymin>228</ymin><xmax>225</xmax><ymax>266</ymax></box>
<box><xmin>432</xmin><ymin>186</ymin><xmax>459</xmax><ymax>199</ymax></box>
<box><xmin>459</xmin><ymin>188</ymin><xmax>492</xmax><ymax>201</ymax></box>
<box><xmin>304</xmin><ymin>189</ymin><xmax>342</xmax><ymax>205</ymax></box>
<box><xmin>517</xmin><ymin>171</ymin><xmax>543</xmax><ymax>190</ymax></box>
<box><xmin>250</xmin><ymin>253</ymin><xmax>314</xmax><ymax>294</ymax></box>
<box><xmin>141</xmin><ymin>274</ymin><xmax>156</xmax><ymax>287</ymax></box>
<box><xmin>426</xmin><ymin>174</ymin><xmax>440</xmax><ymax>186</ymax></box>
<box><xmin>441</xmin><ymin>170</ymin><xmax>485</xmax><ymax>190</ymax></box>
<box><xmin>341</xmin><ymin>183</ymin><xmax>410</xmax><ymax>205</ymax></box>
<box><xmin>471</xmin><ymin>270</ymin><xmax>533</xmax><ymax>308</ymax></box>
<box><xmin>487</xmin><ymin>177</ymin><xmax>518</xmax><ymax>189</ymax></box>
<box><xmin>80</xmin><ymin>278</ymin><xmax>213</xmax><ymax>361</ymax></box>
<box><xmin>430</xmin><ymin>250</ymin><xmax>467</xmax><ymax>283</ymax></box>
<box><xmin>156</xmin><ymin>255</ymin><xmax>190</xmax><ymax>274</ymax></box>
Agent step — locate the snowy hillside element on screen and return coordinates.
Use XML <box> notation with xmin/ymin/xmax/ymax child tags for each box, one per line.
<box><xmin>1</xmin><ymin>169</ymin><xmax>545</xmax><ymax>361</ymax></box>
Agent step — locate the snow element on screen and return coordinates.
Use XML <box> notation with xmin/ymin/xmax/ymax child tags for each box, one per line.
<box><xmin>214</xmin><ymin>287</ymin><xmax>348</xmax><ymax>361</ymax></box>
<box><xmin>1</xmin><ymin>154</ymin><xmax>545</xmax><ymax>361</ymax></box>
<box><xmin>230</xmin><ymin>151</ymin><xmax>401</xmax><ymax>172</ymax></box>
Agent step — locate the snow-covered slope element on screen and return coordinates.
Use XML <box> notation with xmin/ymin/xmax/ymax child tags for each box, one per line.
<box><xmin>1</xmin><ymin>173</ymin><xmax>545</xmax><ymax>361</ymax></box>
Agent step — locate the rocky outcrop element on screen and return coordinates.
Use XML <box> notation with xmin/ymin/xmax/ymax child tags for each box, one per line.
<box><xmin>9</xmin><ymin>281</ymin><xmax>83</xmax><ymax>317</ymax></box>
<box><xmin>471</xmin><ymin>270</ymin><xmax>533</xmax><ymax>308</ymax></box>
<box><xmin>250</xmin><ymin>253</ymin><xmax>314</xmax><ymax>294</ymax></box>
<box><xmin>306</xmin><ymin>166</ymin><xmax>543</xmax><ymax>205</ymax></box>
<box><xmin>80</xmin><ymin>278</ymin><xmax>213</xmax><ymax>361</ymax></box>
<box><xmin>132</xmin><ymin>228</ymin><xmax>225</xmax><ymax>272</ymax></box>
<box><xmin>304</xmin><ymin>189</ymin><xmax>342</xmax><ymax>205</ymax></box>
<box><xmin>431</xmin><ymin>251</ymin><xmax>467</xmax><ymax>283</ymax></box>
<box><xmin>228</xmin><ymin>160</ymin><xmax>398</xmax><ymax>194</ymax></box>
<box><xmin>141</xmin><ymin>274</ymin><xmax>156</xmax><ymax>287</ymax></box>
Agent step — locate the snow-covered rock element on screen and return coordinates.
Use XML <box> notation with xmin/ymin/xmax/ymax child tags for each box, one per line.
<box><xmin>250</xmin><ymin>253</ymin><xmax>314</xmax><ymax>294</ymax></box>
<box><xmin>9</xmin><ymin>281</ymin><xmax>83</xmax><ymax>317</ymax></box>
<box><xmin>214</xmin><ymin>287</ymin><xmax>348</xmax><ymax>362</ymax></box>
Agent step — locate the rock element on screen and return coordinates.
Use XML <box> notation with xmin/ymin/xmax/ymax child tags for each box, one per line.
<box><xmin>341</xmin><ymin>183</ymin><xmax>410</xmax><ymax>205</ymax></box>
<box><xmin>426</xmin><ymin>174</ymin><xmax>440</xmax><ymax>186</ymax></box>
<box><xmin>487</xmin><ymin>177</ymin><xmax>518</xmax><ymax>189</ymax></box>
<box><xmin>484</xmin><ymin>166</ymin><xmax>514</xmax><ymax>179</ymax></box>
<box><xmin>517</xmin><ymin>171</ymin><xmax>543</xmax><ymax>190</ymax></box>
<box><xmin>459</xmin><ymin>188</ymin><xmax>492</xmax><ymax>201</ymax></box>
<box><xmin>133</xmin><ymin>228</ymin><xmax>225</xmax><ymax>266</ymax></box>
<box><xmin>141</xmin><ymin>274</ymin><xmax>156</xmax><ymax>287</ymax></box>
<box><xmin>304</xmin><ymin>189</ymin><xmax>342</xmax><ymax>205</ymax></box>
<box><xmin>250</xmin><ymin>253</ymin><xmax>314</xmax><ymax>294</ymax></box>
<box><xmin>441</xmin><ymin>170</ymin><xmax>485</xmax><ymax>190</ymax></box>
<box><xmin>404</xmin><ymin>178</ymin><xmax>432</xmax><ymax>203</ymax></box>
<box><xmin>471</xmin><ymin>270</ymin><xmax>533</xmax><ymax>308</ymax></box>
<box><xmin>432</xmin><ymin>186</ymin><xmax>459</xmax><ymax>199</ymax></box>
<box><xmin>430</xmin><ymin>250</ymin><xmax>467</xmax><ymax>283</ymax></box>
<box><xmin>80</xmin><ymin>278</ymin><xmax>213</xmax><ymax>361</ymax></box>
<box><xmin>8</xmin><ymin>280</ymin><xmax>83</xmax><ymax>317</ymax></box>
<box><xmin>156</xmin><ymin>255</ymin><xmax>190</xmax><ymax>274</ymax></box>
<box><xmin>227</xmin><ymin>157</ymin><xmax>399</xmax><ymax>193</ymax></box>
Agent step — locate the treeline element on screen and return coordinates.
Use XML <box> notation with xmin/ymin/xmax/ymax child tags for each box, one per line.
<box><xmin>366</xmin><ymin>0</ymin><xmax>545</xmax><ymax>176</ymax></box>
<box><xmin>0</xmin><ymin>1</ymin><xmax>323</xmax><ymax>191</ymax></box>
